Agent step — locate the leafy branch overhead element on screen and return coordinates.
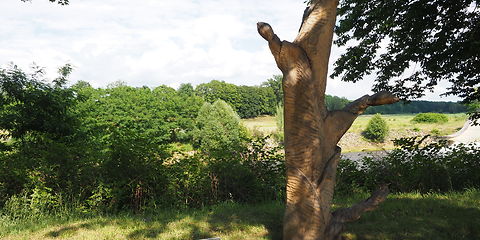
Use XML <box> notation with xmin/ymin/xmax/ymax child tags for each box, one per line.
<box><xmin>20</xmin><ymin>0</ymin><xmax>69</xmax><ymax>5</ymax></box>
<box><xmin>333</xmin><ymin>0</ymin><xmax>479</xmax><ymax>105</ymax></box>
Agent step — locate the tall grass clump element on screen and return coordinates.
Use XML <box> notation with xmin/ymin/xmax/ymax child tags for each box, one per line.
<box><xmin>274</xmin><ymin>103</ymin><xmax>284</xmax><ymax>143</ymax></box>
<box><xmin>363</xmin><ymin>114</ymin><xmax>389</xmax><ymax>142</ymax></box>
<box><xmin>412</xmin><ymin>112</ymin><xmax>448</xmax><ymax>123</ymax></box>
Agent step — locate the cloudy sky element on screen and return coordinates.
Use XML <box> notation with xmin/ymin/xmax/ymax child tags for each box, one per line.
<box><xmin>1</xmin><ymin>0</ymin><xmax>459</xmax><ymax>101</ymax></box>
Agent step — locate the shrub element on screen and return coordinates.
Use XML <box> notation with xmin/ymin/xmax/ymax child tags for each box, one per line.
<box><xmin>164</xmin><ymin>136</ymin><xmax>285</xmax><ymax>207</ymax></box>
<box><xmin>193</xmin><ymin>100</ymin><xmax>248</xmax><ymax>158</ymax></box>
<box><xmin>336</xmin><ymin>137</ymin><xmax>480</xmax><ymax>194</ymax></box>
<box><xmin>430</xmin><ymin>128</ymin><xmax>441</xmax><ymax>135</ymax></box>
<box><xmin>412</xmin><ymin>112</ymin><xmax>448</xmax><ymax>123</ymax></box>
<box><xmin>363</xmin><ymin>114</ymin><xmax>389</xmax><ymax>142</ymax></box>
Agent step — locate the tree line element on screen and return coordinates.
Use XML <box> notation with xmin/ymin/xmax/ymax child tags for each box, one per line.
<box><xmin>326</xmin><ymin>95</ymin><xmax>466</xmax><ymax>114</ymax></box>
<box><xmin>193</xmin><ymin>76</ymin><xmax>466</xmax><ymax>118</ymax></box>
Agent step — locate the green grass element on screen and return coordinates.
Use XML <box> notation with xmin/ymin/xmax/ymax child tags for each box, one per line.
<box><xmin>2</xmin><ymin>190</ymin><xmax>479</xmax><ymax>240</ymax></box>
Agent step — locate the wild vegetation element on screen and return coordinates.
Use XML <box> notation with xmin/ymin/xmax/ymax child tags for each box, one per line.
<box><xmin>336</xmin><ymin>139</ymin><xmax>480</xmax><ymax>194</ymax></box>
<box><xmin>362</xmin><ymin>114</ymin><xmax>389</xmax><ymax>142</ymax></box>
<box><xmin>0</xmin><ymin>65</ymin><xmax>285</xmax><ymax>213</ymax></box>
<box><xmin>0</xmin><ymin>66</ymin><xmax>477</xmax><ymax>239</ymax></box>
<box><xmin>2</xmin><ymin>190</ymin><xmax>480</xmax><ymax>240</ymax></box>
<box><xmin>412</xmin><ymin>112</ymin><xmax>449</xmax><ymax>123</ymax></box>
<box><xmin>5</xmin><ymin>0</ymin><xmax>480</xmax><ymax>239</ymax></box>
<box><xmin>243</xmin><ymin>113</ymin><xmax>468</xmax><ymax>152</ymax></box>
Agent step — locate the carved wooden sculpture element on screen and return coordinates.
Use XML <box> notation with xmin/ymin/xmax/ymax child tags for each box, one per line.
<box><xmin>257</xmin><ymin>1</ymin><xmax>399</xmax><ymax>239</ymax></box>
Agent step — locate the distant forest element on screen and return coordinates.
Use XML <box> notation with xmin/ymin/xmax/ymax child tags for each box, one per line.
<box><xmin>325</xmin><ymin>95</ymin><xmax>466</xmax><ymax>115</ymax></box>
<box><xmin>196</xmin><ymin>76</ymin><xmax>466</xmax><ymax>118</ymax></box>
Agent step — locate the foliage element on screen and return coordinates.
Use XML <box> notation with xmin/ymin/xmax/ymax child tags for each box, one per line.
<box><xmin>0</xmin><ymin>64</ymin><xmax>78</xmax><ymax>139</ymax></box>
<box><xmin>325</xmin><ymin>95</ymin><xmax>349</xmax><ymax>110</ymax></box>
<box><xmin>362</xmin><ymin>114</ymin><xmax>389</xmax><ymax>142</ymax></box>
<box><xmin>333</xmin><ymin>0</ymin><xmax>480</xmax><ymax>118</ymax></box>
<box><xmin>365</xmin><ymin>100</ymin><xmax>467</xmax><ymax>114</ymax></box>
<box><xmin>193</xmin><ymin>100</ymin><xmax>248</xmax><ymax>158</ymax></box>
<box><xmin>259</xmin><ymin>77</ymin><xmax>466</xmax><ymax>114</ymax></box>
<box><xmin>177</xmin><ymin>83</ymin><xmax>195</xmax><ymax>97</ymax></box>
<box><xmin>467</xmin><ymin>101</ymin><xmax>480</xmax><ymax>124</ymax></box>
<box><xmin>21</xmin><ymin>0</ymin><xmax>69</xmax><ymax>5</ymax></box>
<box><xmin>163</xmin><ymin>136</ymin><xmax>285</xmax><ymax>207</ymax></box>
<box><xmin>195</xmin><ymin>80</ymin><xmax>276</xmax><ymax>118</ymax></box>
<box><xmin>262</xmin><ymin>75</ymin><xmax>283</xmax><ymax>104</ymax></box>
<box><xmin>336</xmin><ymin>137</ymin><xmax>480</xmax><ymax>194</ymax></box>
<box><xmin>0</xmin><ymin>65</ymin><xmax>287</xmax><ymax>213</ymax></box>
<box><xmin>412</xmin><ymin>112</ymin><xmax>449</xmax><ymax>123</ymax></box>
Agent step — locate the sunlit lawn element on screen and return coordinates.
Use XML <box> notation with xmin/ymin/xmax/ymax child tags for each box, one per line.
<box><xmin>2</xmin><ymin>190</ymin><xmax>479</xmax><ymax>240</ymax></box>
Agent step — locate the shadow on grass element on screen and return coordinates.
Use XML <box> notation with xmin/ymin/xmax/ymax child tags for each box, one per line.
<box><xmin>36</xmin><ymin>191</ymin><xmax>480</xmax><ymax>240</ymax></box>
<box><xmin>127</xmin><ymin>223</ymin><xmax>214</xmax><ymax>239</ymax></box>
<box><xmin>126</xmin><ymin>201</ymin><xmax>284</xmax><ymax>240</ymax></box>
<box><xmin>342</xmin><ymin>193</ymin><xmax>480</xmax><ymax>240</ymax></box>
<box><xmin>45</xmin><ymin>219</ymin><xmax>111</xmax><ymax>238</ymax></box>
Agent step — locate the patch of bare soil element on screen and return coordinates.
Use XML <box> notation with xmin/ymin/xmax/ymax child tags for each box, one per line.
<box><xmin>338</xmin><ymin>130</ymin><xmax>434</xmax><ymax>152</ymax></box>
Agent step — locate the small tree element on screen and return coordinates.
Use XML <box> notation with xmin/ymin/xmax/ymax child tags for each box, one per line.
<box><xmin>193</xmin><ymin>100</ymin><xmax>247</xmax><ymax>158</ymax></box>
<box><xmin>363</xmin><ymin>114</ymin><xmax>389</xmax><ymax>142</ymax></box>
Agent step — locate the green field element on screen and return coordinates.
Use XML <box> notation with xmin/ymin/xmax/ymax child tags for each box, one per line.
<box><xmin>2</xmin><ymin>190</ymin><xmax>479</xmax><ymax>240</ymax></box>
<box><xmin>242</xmin><ymin>113</ymin><xmax>468</xmax><ymax>152</ymax></box>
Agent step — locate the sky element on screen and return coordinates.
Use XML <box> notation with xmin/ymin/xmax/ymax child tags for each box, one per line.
<box><xmin>0</xmin><ymin>0</ymin><xmax>460</xmax><ymax>101</ymax></box>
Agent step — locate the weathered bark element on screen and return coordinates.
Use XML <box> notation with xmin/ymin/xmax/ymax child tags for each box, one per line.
<box><xmin>257</xmin><ymin>1</ymin><xmax>399</xmax><ymax>239</ymax></box>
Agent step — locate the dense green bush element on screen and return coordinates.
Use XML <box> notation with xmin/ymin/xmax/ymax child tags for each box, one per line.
<box><xmin>336</xmin><ymin>137</ymin><xmax>480</xmax><ymax>194</ymax></box>
<box><xmin>363</xmin><ymin>114</ymin><xmax>389</xmax><ymax>142</ymax></box>
<box><xmin>412</xmin><ymin>112</ymin><xmax>449</xmax><ymax>123</ymax></box>
<box><xmin>0</xmin><ymin>66</ymin><xmax>286</xmax><ymax>215</ymax></box>
<box><xmin>193</xmin><ymin>100</ymin><xmax>248</xmax><ymax>158</ymax></box>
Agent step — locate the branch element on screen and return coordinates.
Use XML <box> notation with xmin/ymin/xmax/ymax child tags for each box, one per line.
<box><xmin>325</xmin><ymin>185</ymin><xmax>389</xmax><ymax>239</ymax></box>
<box><xmin>257</xmin><ymin>22</ymin><xmax>312</xmax><ymax>81</ymax></box>
<box><xmin>344</xmin><ymin>91</ymin><xmax>400</xmax><ymax>115</ymax></box>
<box><xmin>325</xmin><ymin>91</ymin><xmax>399</xmax><ymax>143</ymax></box>
<box><xmin>257</xmin><ymin>22</ymin><xmax>282</xmax><ymax>62</ymax></box>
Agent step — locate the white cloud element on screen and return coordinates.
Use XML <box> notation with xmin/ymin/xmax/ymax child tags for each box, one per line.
<box><xmin>0</xmin><ymin>0</ymin><xmax>459</xmax><ymax>101</ymax></box>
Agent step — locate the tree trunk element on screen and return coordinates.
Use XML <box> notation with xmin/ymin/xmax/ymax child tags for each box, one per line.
<box><xmin>257</xmin><ymin>1</ymin><xmax>399</xmax><ymax>239</ymax></box>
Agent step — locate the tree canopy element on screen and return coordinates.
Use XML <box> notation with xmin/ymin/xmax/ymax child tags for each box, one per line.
<box><xmin>333</xmin><ymin>0</ymin><xmax>479</xmax><ymax>112</ymax></box>
<box><xmin>0</xmin><ymin>64</ymin><xmax>78</xmax><ymax>139</ymax></box>
<box><xmin>21</xmin><ymin>0</ymin><xmax>69</xmax><ymax>5</ymax></box>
